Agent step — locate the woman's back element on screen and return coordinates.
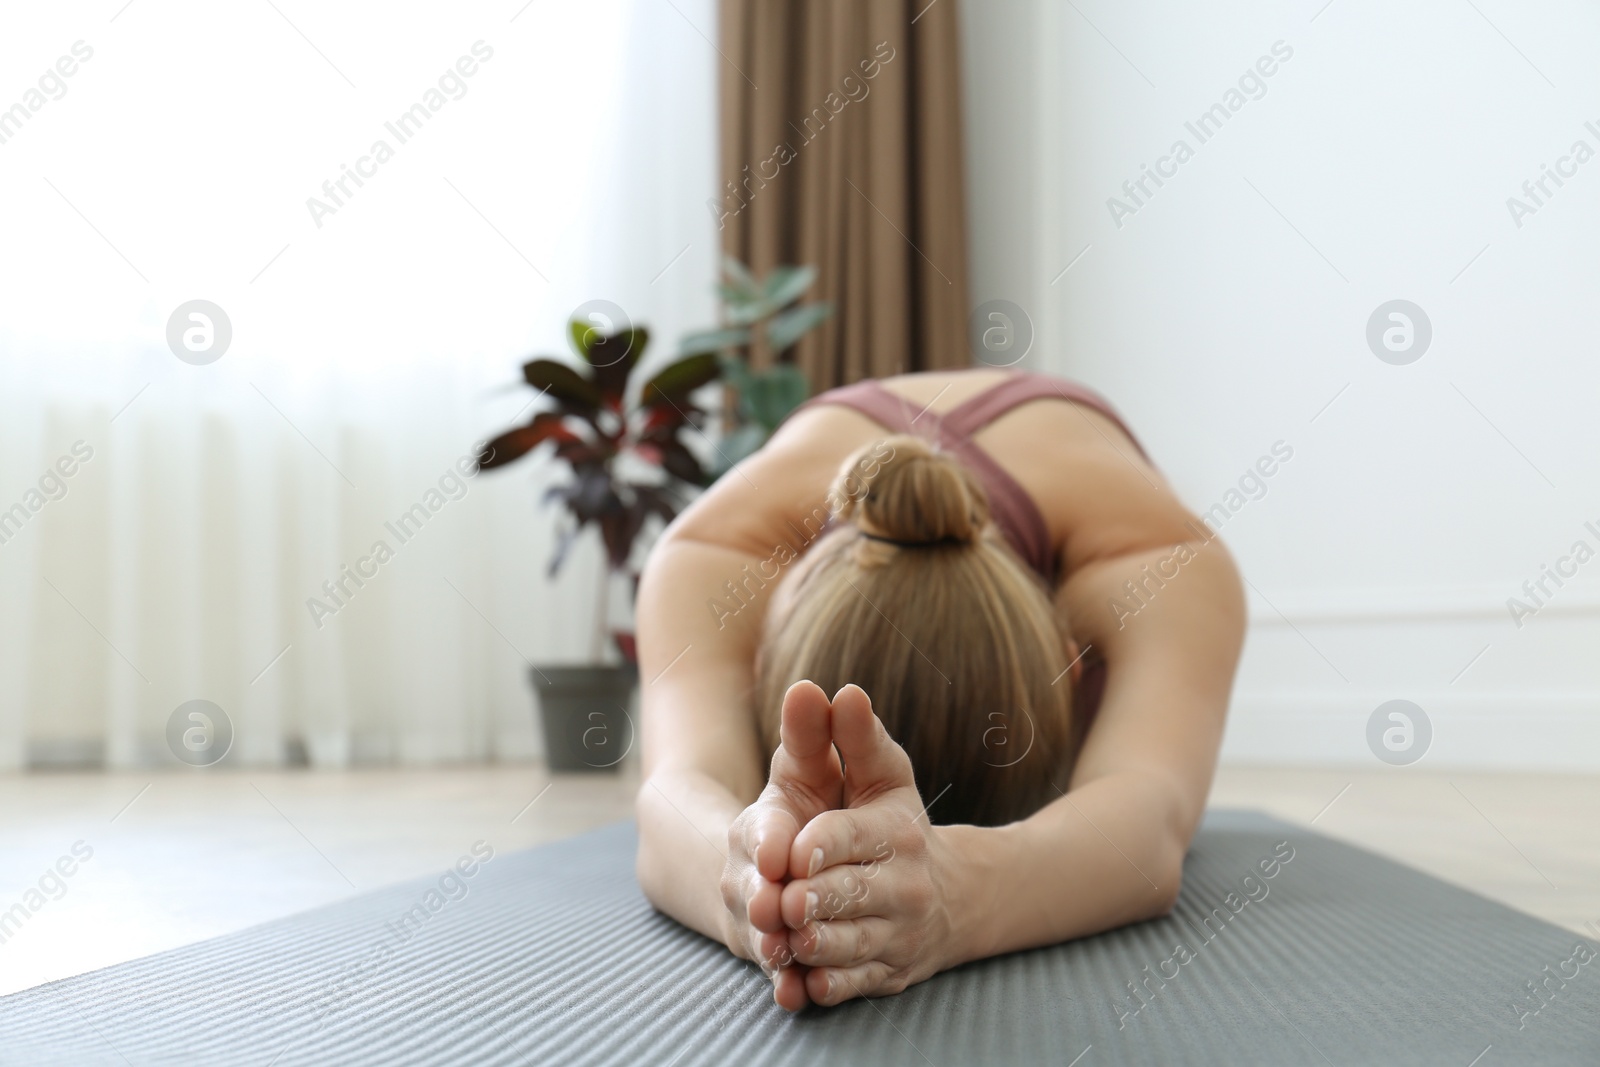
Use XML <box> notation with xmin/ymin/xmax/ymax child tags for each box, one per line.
<box><xmin>667</xmin><ymin>367</ymin><xmax>1198</xmax><ymax>595</ymax></box>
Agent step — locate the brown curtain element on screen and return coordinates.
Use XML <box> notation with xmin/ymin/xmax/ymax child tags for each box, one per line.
<box><xmin>716</xmin><ymin>0</ymin><xmax>971</xmax><ymax>389</ymax></box>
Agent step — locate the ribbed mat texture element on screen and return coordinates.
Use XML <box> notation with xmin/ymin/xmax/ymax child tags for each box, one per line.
<box><xmin>2</xmin><ymin>811</ymin><xmax>1596</xmax><ymax>1065</ymax></box>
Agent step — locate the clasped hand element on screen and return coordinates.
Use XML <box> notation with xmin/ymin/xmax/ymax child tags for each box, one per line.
<box><xmin>721</xmin><ymin>681</ymin><xmax>959</xmax><ymax>1010</ymax></box>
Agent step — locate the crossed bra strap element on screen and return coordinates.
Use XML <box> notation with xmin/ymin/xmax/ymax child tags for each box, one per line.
<box><xmin>790</xmin><ymin>372</ymin><xmax>1151</xmax><ymax>585</ymax></box>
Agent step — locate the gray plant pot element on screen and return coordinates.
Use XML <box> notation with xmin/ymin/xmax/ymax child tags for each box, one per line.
<box><xmin>530</xmin><ymin>665</ymin><xmax>638</xmax><ymax>772</ymax></box>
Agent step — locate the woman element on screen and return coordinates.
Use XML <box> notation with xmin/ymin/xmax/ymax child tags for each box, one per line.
<box><xmin>634</xmin><ymin>367</ymin><xmax>1245</xmax><ymax>1011</ymax></box>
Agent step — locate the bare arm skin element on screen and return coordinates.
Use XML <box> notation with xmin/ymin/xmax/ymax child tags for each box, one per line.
<box><xmin>634</xmin><ymin>370</ymin><xmax>1245</xmax><ymax>1006</ymax></box>
<box><xmin>937</xmin><ymin>403</ymin><xmax>1247</xmax><ymax>962</ymax></box>
<box><xmin>633</xmin><ymin>422</ymin><xmax>866</xmax><ymax>1006</ymax></box>
<box><xmin>936</xmin><ymin>537</ymin><xmax>1244</xmax><ymax>964</ymax></box>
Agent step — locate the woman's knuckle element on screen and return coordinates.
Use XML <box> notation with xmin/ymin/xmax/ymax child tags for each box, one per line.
<box><xmin>851</xmin><ymin>819</ymin><xmax>876</xmax><ymax>857</ymax></box>
<box><xmin>852</xmin><ymin>922</ymin><xmax>872</xmax><ymax>962</ymax></box>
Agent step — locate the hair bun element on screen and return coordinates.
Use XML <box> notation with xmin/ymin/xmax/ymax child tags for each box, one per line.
<box><xmin>831</xmin><ymin>435</ymin><xmax>990</xmax><ymax>548</ymax></box>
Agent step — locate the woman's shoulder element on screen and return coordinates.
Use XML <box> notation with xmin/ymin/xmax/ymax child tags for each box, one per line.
<box><xmin>663</xmin><ymin>402</ymin><xmax>881</xmax><ymax>560</ymax></box>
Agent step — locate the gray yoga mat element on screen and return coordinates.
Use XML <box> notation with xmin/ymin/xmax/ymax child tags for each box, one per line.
<box><xmin>2</xmin><ymin>811</ymin><xmax>1596</xmax><ymax>1066</ymax></box>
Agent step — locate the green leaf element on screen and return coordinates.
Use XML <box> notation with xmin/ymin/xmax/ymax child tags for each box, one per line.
<box><xmin>724</xmin><ymin>297</ymin><xmax>771</xmax><ymax>327</ymax></box>
<box><xmin>743</xmin><ymin>364</ymin><xmax>810</xmax><ymax>430</ymax></box>
<box><xmin>639</xmin><ymin>352</ymin><xmax>720</xmax><ymax>407</ymax></box>
<box><xmin>523</xmin><ymin>359</ymin><xmax>602</xmax><ymax>410</ymax></box>
<box><xmin>761</xmin><ymin>265</ymin><xmax>816</xmax><ymax>310</ymax></box>
<box><xmin>722</xmin><ymin>255</ymin><xmax>760</xmax><ymax>301</ymax></box>
<box><xmin>569</xmin><ymin>319</ymin><xmax>597</xmax><ymax>361</ymax></box>
<box><xmin>679</xmin><ymin>327</ymin><xmax>752</xmax><ymax>355</ymax></box>
<box><xmin>765</xmin><ymin>302</ymin><xmax>832</xmax><ymax>352</ymax></box>
<box><xmin>717</xmin><ymin>353</ymin><xmax>755</xmax><ymax>397</ymax></box>
<box><xmin>716</xmin><ymin>282</ymin><xmax>759</xmax><ymax>310</ymax></box>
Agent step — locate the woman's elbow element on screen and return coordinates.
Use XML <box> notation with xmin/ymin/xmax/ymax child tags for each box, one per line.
<box><xmin>1143</xmin><ymin>832</ymin><xmax>1189</xmax><ymax>919</ymax></box>
<box><xmin>633</xmin><ymin>784</ymin><xmax>670</xmax><ymax>911</ymax></box>
<box><xmin>1150</xmin><ymin>869</ymin><xmax>1184</xmax><ymax>919</ymax></box>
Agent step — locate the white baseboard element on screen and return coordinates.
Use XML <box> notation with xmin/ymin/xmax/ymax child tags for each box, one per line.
<box><xmin>1225</xmin><ymin>583</ymin><xmax>1600</xmax><ymax>769</ymax></box>
<box><xmin>1246</xmin><ymin>586</ymin><xmax>1600</xmax><ymax>624</ymax></box>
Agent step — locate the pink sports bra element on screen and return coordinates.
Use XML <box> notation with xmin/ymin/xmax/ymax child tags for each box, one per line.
<box><xmin>792</xmin><ymin>371</ymin><xmax>1150</xmax><ymax>586</ymax></box>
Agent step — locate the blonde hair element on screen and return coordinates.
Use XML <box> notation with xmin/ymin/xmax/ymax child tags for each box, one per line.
<box><xmin>755</xmin><ymin>435</ymin><xmax>1075</xmax><ymax>826</ymax></box>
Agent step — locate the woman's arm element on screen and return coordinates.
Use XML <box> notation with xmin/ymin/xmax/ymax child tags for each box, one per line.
<box><xmin>635</xmin><ymin>550</ymin><xmax>845</xmax><ymax>1012</ymax></box>
<box><xmin>779</xmin><ymin>541</ymin><xmax>1245</xmax><ymax>1004</ymax></box>
<box><xmin>955</xmin><ymin>537</ymin><xmax>1245</xmax><ymax>959</ymax></box>
<box><xmin>634</xmin><ymin>537</ymin><xmax>764</xmax><ymax>938</ymax></box>
<box><xmin>949</xmin><ymin>399</ymin><xmax>1248</xmax><ymax>956</ymax></box>
<box><xmin>634</xmin><ymin>414</ymin><xmax>875</xmax><ymax>1004</ymax></box>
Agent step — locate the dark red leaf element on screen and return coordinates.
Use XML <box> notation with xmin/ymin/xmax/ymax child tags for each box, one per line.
<box><xmin>568</xmin><ymin>468</ymin><xmax>623</xmax><ymax>524</ymax></box>
<box><xmin>637</xmin><ymin>402</ymin><xmax>702</xmax><ymax>438</ymax></box>
<box><xmin>639</xmin><ymin>352</ymin><xmax>720</xmax><ymax>408</ymax></box>
<box><xmin>631</xmin><ymin>484</ymin><xmax>683</xmax><ymax>525</ymax></box>
<box><xmin>547</xmin><ymin>522</ymin><xmax>580</xmax><ymax>578</ymax></box>
<box><xmin>585</xmin><ymin>328</ymin><xmax>649</xmax><ymax>408</ymax></box>
<box><xmin>476</xmin><ymin>413</ymin><xmax>580</xmax><ymax>471</ymax></box>
<box><xmin>599</xmin><ymin>506</ymin><xmax>645</xmax><ymax>570</ymax></box>
<box><xmin>523</xmin><ymin>359</ymin><xmax>602</xmax><ymax>411</ymax></box>
<box><xmin>553</xmin><ymin>439</ymin><xmax>613</xmax><ymax>467</ymax></box>
<box><xmin>655</xmin><ymin>439</ymin><xmax>704</xmax><ymax>485</ymax></box>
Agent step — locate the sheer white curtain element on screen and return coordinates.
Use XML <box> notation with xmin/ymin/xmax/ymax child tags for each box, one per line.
<box><xmin>0</xmin><ymin>0</ymin><xmax>718</xmax><ymax>768</ymax></box>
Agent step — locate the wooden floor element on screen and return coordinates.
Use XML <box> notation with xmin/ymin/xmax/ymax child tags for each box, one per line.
<box><xmin>1208</xmin><ymin>766</ymin><xmax>1600</xmax><ymax>941</ymax></box>
<box><xmin>0</xmin><ymin>763</ymin><xmax>1595</xmax><ymax>997</ymax></box>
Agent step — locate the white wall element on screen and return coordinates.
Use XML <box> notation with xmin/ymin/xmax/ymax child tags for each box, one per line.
<box><xmin>961</xmin><ymin>0</ymin><xmax>1600</xmax><ymax>768</ymax></box>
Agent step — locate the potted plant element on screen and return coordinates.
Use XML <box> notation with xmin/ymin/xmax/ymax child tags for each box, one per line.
<box><xmin>476</xmin><ymin>318</ymin><xmax>718</xmax><ymax>771</ymax></box>
<box><xmin>680</xmin><ymin>257</ymin><xmax>833</xmax><ymax>474</ymax></box>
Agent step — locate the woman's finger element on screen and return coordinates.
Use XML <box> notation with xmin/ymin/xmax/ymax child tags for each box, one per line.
<box><xmin>747</xmin><ymin>682</ymin><xmax>841</xmax><ymax>883</ymax></box>
<box><xmin>789</xmin><ymin>916</ymin><xmax>891</xmax><ymax>968</ymax></box>
<box><xmin>829</xmin><ymin>684</ymin><xmax>917</xmax><ymax>796</ymax></box>
<box><xmin>753</xmin><ymin>928</ymin><xmax>794</xmax><ymax>972</ymax></box>
<box><xmin>746</xmin><ymin>869</ymin><xmax>786</xmax><ymax>934</ymax></box>
<box><xmin>805</xmin><ymin>960</ymin><xmax>896</xmax><ymax>1007</ymax></box>
<box><xmin>780</xmin><ymin>863</ymin><xmax>887</xmax><ymax>926</ymax></box>
<box><xmin>789</xmin><ymin>805</ymin><xmax>901</xmax><ymax>884</ymax></box>
<box><xmin>778</xmin><ymin>680</ymin><xmax>836</xmax><ymax>766</ymax></box>
<box><xmin>767</xmin><ymin>681</ymin><xmax>843</xmax><ymax>807</ymax></box>
<box><xmin>745</xmin><ymin>803</ymin><xmax>800</xmax><ymax>883</ymax></box>
<box><xmin>773</xmin><ymin>963</ymin><xmax>811</xmax><ymax>1011</ymax></box>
